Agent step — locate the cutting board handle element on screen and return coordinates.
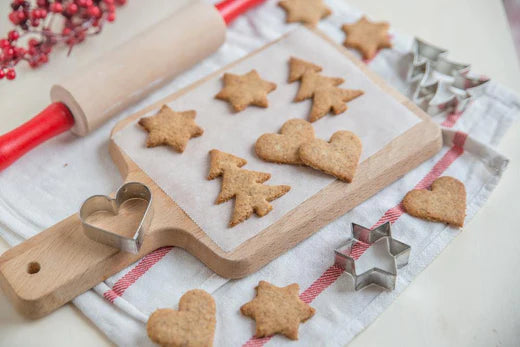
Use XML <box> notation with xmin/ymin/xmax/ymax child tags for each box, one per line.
<box><xmin>0</xmin><ymin>212</ymin><xmax>146</xmax><ymax>318</ymax></box>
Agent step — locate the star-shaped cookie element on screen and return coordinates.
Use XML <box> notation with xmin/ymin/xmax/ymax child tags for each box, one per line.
<box><xmin>215</xmin><ymin>70</ymin><xmax>277</xmax><ymax>112</ymax></box>
<box><xmin>342</xmin><ymin>16</ymin><xmax>392</xmax><ymax>60</ymax></box>
<box><xmin>278</xmin><ymin>0</ymin><xmax>331</xmax><ymax>27</ymax></box>
<box><xmin>138</xmin><ymin>105</ymin><xmax>203</xmax><ymax>152</ymax></box>
<box><xmin>241</xmin><ymin>281</ymin><xmax>315</xmax><ymax>340</ymax></box>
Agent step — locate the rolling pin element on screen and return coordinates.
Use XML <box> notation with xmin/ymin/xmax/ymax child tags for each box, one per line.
<box><xmin>0</xmin><ymin>0</ymin><xmax>266</xmax><ymax>170</ymax></box>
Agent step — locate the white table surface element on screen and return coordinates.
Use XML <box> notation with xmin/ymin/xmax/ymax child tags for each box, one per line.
<box><xmin>1</xmin><ymin>0</ymin><xmax>519</xmax><ymax>346</ymax></box>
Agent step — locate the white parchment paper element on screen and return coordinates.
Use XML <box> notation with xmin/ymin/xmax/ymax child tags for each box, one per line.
<box><xmin>113</xmin><ymin>27</ymin><xmax>420</xmax><ymax>252</ymax></box>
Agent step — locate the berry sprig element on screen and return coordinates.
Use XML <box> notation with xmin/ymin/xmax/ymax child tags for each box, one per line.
<box><xmin>0</xmin><ymin>0</ymin><xmax>127</xmax><ymax>81</ymax></box>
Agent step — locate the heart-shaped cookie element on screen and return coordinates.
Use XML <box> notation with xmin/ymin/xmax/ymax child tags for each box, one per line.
<box><xmin>255</xmin><ymin>119</ymin><xmax>315</xmax><ymax>164</ymax></box>
<box><xmin>402</xmin><ymin>176</ymin><xmax>466</xmax><ymax>227</ymax></box>
<box><xmin>299</xmin><ymin>130</ymin><xmax>362</xmax><ymax>182</ymax></box>
<box><xmin>79</xmin><ymin>182</ymin><xmax>153</xmax><ymax>254</ymax></box>
<box><xmin>147</xmin><ymin>289</ymin><xmax>216</xmax><ymax>347</ymax></box>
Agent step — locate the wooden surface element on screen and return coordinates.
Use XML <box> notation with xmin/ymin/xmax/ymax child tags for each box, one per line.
<box><xmin>0</xmin><ymin>27</ymin><xmax>441</xmax><ymax>319</ymax></box>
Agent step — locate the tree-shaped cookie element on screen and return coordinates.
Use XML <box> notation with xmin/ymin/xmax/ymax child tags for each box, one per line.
<box><xmin>138</xmin><ymin>105</ymin><xmax>203</xmax><ymax>152</ymax></box>
<box><xmin>208</xmin><ymin>150</ymin><xmax>290</xmax><ymax>227</ymax></box>
<box><xmin>215</xmin><ymin>70</ymin><xmax>277</xmax><ymax>112</ymax></box>
<box><xmin>289</xmin><ymin>57</ymin><xmax>364</xmax><ymax>122</ymax></box>
<box><xmin>310</xmin><ymin>86</ymin><xmax>364</xmax><ymax>122</ymax></box>
<box><xmin>288</xmin><ymin>56</ymin><xmax>322</xmax><ymax>82</ymax></box>
<box><xmin>342</xmin><ymin>16</ymin><xmax>392</xmax><ymax>60</ymax></box>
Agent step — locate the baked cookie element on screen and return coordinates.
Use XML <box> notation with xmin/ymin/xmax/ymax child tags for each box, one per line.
<box><xmin>255</xmin><ymin>119</ymin><xmax>315</xmax><ymax>165</ymax></box>
<box><xmin>241</xmin><ymin>280</ymin><xmax>315</xmax><ymax>340</ymax></box>
<box><xmin>208</xmin><ymin>150</ymin><xmax>291</xmax><ymax>227</ymax></box>
<box><xmin>310</xmin><ymin>86</ymin><xmax>364</xmax><ymax>122</ymax></box>
<box><xmin>402</xmin><ymin>176</ymin><xmax>466</xmax><ymax>227</ymax></box>
<box><xmin>146</xmin><ymin>289</ymin><xmax>216</xmax><ymax>347</ymax></box>
<box><xmin>215</xmin><ymin>70</ymin><xmax>277</xmax><ymax>112</ymax></box>
<box><xmin>138</xmin><ymin>105</ymin><xmax>203</xmax><ymax>152</ymax></box>
<box><xmin>294</xmin><ymin>70</ymin><xmax>343</xmax><ymax>102</ymax></box>
<box><xmin>288</xmin><ymin>57</ymin><xmax>322</xmax><ymax>83</ymax></box>
<box><xmin>278</xmin><ymin>0</ymin><xmax>331</xmax><ymax>27</ymax></box>
<box><xmin>342</xmin><ymin>16</ymin><xmax>392</xmax><ymax>60</ymax></box>
<box><xmin>299</xmin><ymin>130</ymin><xmax>362</xmax><ymax>182</ymax></box>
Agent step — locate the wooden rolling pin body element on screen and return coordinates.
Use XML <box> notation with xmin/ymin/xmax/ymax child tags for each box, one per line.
<box><xmin>51</xmin><ymin>1</ymin><xmax>226</xmax><ymax>136</ymax></box>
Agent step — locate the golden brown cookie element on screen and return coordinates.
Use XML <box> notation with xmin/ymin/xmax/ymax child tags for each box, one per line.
<box><xmin>146</xmin><ymin>289</ymin><xmax>216</xmax><ymax>347</ymax></box>
<box><xmin>299</xmin><ymin>130</ymin><xmax>362</xmax><ymax>182</ymax></box>
<box><xmin>255</xmin><ymin>119</ymin><xmax>315</xmax><ymax>165</ymax></box>
<box><xmin>342</xmin><ymin>16</ymin><xmax>392</xmax><ymax>60</ymax></box>
<box><xmin>138</xmin><ymin>105</ymin><xmax>203</xmax><ymax>153</ymax></box>
<box><xmin>278</xmin><ymin>0</ymin><xmax>331</xmax><ymax>27</ymax></box>
<box><xmin>215</xmin><ymin>70</ymin><xmax>277</xmax><ymax>112</ymax></box>
<box><xmin>208</xmin><ymin>150</ymin><xmax>291</xmax><ymax>227</ymax></box>
<box><xmin>310</xmin><ymin>86</ymin><xmax>364</xmax><ymax>122</ymax></box>
<box><xmin>402</xmin><ymin>176</ymin><xmax>466</xmax><ymax>227</ymax></box>
<box><xmin>288</xmin><ymin>57</ymin><xmax>322</xmax><ymax>83</ymax></box>
<box><xmin>294</xmin><ymin>70</ymin><xmax>343</xmax><ymax>102</ymax></box>
<box><xmin>241</xmin><ymin>280</ymin><xmax>315</xmax><ymax>340</ymax></box>
<box><xmin>207</xmin><ymin>149</ymin><xmax>247</xmax><ymax>180</ymax></box>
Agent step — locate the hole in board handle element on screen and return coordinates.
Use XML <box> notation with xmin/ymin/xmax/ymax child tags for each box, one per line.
<box><xmin>27</xmin><ymin>262</ymin><xmax>40</xmax><ymax>274</ymax></box>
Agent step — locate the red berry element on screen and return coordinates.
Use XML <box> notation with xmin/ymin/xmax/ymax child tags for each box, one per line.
<box><xmin>28</xmin><ymin>38</ymin><xmax>39</xmax><ymax>46</ymax></box>
<box><xmin>107</xmin><ymin>12</ymin><xmax>116</xmax><ymax>22</ymax></box>
<box><xmin>37</xmin><ymin>0</ymin><xmax>47</xmax><ymax>7</ymax></box>
<box><xmin>50</xmin><ymin>3</ymin><xmax>63</xmax><ymax>13</ymax></box>
<box><xmin>117</xmin><ymin>0</ymin><xmax>126</xmax><ymax>5</ymax></box>
<box><xmin>87</xmin><ymin>5</ymin><xmax>101</xmax><ymax>18</ymax></box>
<box><xmin>0</xmin><ymin>39</ymin><xmax>10</xmax><ymax>48</ymax></box>
<box><xmin>0</xmin><ymin>70</ymin><xmax>4</xmax><ymax>79</ymax></box>
<box><xmin>17</xmin><ymin>10</ymin><xmax>26</xmax><ymax>21</ymax></box>
<box><xmin>8</xmin><ymin>30</ymin><xmax>19</xmax><ymax>41</ymax></box>
<box><xmin>31</xmin><ymin>19</ymin><xmax>40</xmax><ymax>27</ymax></box>
<box><xmin>4</xmin><ymin>47</ymin><xmax>15</xmax><ymax>57</ymax></box>
<box><xmin>6</xmin><ymin>69</ymin><xmax>16</xmax><ymax>80</ymax></box>
<box><xmin>39</xmin><ymin>54</ymin><xmax>48</xmax><ymax>63</ymax></box>
<box><xmin>85</xmin><ymin>0</ymin><xmax>93</xmax><ymax>6</ymax></box>
<box><xmin>62</xmin><ymin>27</ymin><xmax>72</xmax><ymax>35</ymax></box>
<box><xmin>103</xmin><ymin>0</ymin><xmax>114</xmax><ymax>4</ymax></box>
<box><xmin>107</xmin><ymin>4</ymin><xmax>115</xmax><ymax>12</ymax></box>
<box><xmin>9</xmin><ymin>11</ymin><xmax>20</xmax><ymax>24</ymax></box>
<box><xmin>76</xmin><ymin>0</ymin><xmax>87</xmax><ymax>7</ymax></box>
<box><xmin>66</xmin><ymin>3</ymin><xmax>78</xmax><ymax>14</ymax></box>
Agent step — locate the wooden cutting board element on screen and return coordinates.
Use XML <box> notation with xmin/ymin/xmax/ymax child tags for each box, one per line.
<box><xmin>0</xmin><ymin>28</ymin><xmax>441</xmax><ymax>319</ymax></box>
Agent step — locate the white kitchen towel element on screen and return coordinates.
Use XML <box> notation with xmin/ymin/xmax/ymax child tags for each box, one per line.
<box><xmin>0</xmin><ymin>0</ymin><xmax>518</xmax><ymax>346</ymax></box>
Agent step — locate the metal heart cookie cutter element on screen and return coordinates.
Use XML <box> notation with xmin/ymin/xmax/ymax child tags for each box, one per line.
<box><xmin>79</xmin><ymin>182</ymin><xmax>153</xmax><ymax>254</ymax></box>
<box><xmin>407</xmin><ymin>38</ymin><xmax>489</xmax><ymax>115</ymax></box>
<box><xmin>334</xmin><ymin>222</ymin><xmax>411</xmax><ymax>291</ymax></box>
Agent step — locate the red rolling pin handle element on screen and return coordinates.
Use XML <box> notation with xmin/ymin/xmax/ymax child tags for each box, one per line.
<box><xmin>0</xmin><ymin>0</ymin><xmax>266</xmax><ymax>171</ymax></box>
<box><xmin>216</xmin><ymin>0</ymin><xmax>266</xmax><ymax>24</ymax></box>
<box><xmin>0</xmin><ymin>103</ymin><xmax>74</xmax><ymax>170</ymax></box>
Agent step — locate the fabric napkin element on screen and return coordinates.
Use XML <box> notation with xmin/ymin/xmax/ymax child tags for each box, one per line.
<box><xmin>0</xmin><ymin>0</ymin><xmax>518</xmax><ymax>346</ymax></box>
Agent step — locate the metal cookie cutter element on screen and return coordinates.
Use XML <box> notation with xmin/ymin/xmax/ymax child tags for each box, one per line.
<box><xmin>79</xmin><ymin>182</ymin><xmax>153</xmax><ymax>254</ymax></box>
<box><xmin>334</xmin><ymin>222</ymin><xmax>411</xmax><ymax>291</ymax></box>
<box><xmin>407</xmin><ymin>38</ymin><xmax>489</xmax><ymax>115</ymax></box>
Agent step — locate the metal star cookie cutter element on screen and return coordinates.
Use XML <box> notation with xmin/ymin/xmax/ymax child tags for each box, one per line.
<box><xmin>334</xmin><ymin>222</ymin><xmax>411</xmax><ymax>291</ymax></box>
<box><xmin>79</xmin><ymin>182</ymin><xmax>153</xmax><ymax>254</ymax></box>
<box><xmin>407</xmin><ymin>38</ymin><xmax>489</xmax><ymax>115</ymax></box>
